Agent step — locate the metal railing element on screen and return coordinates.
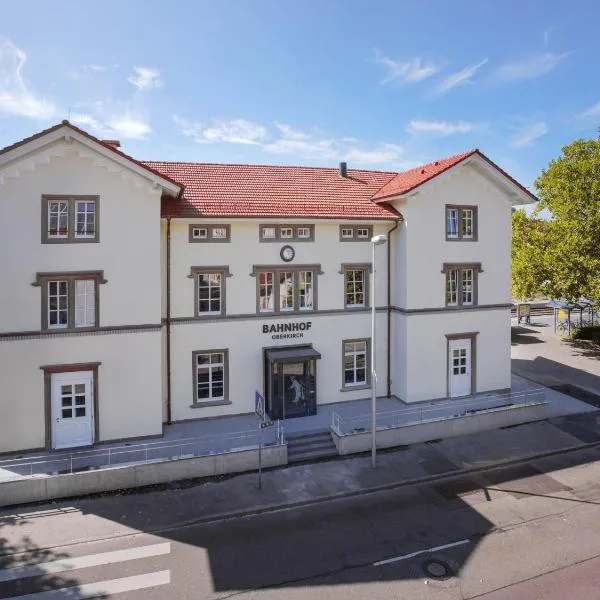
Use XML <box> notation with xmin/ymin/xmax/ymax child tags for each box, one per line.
<box><xmin>330</xmin><ymin>389</ymin><xmax>546</xmax><ymax>436</ymax></box>
<box><xmin>0</xmin><ymin>422</ymin><xmax>285</xmax><ymax>479</ymax></box>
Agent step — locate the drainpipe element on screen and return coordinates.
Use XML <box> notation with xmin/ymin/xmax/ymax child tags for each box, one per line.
<box><xmin>386</xmin><ymin>220</ymin><xmax>400</xmax><ymax>398</ymax></box>
<box><xmin>166</xmin><ymin>216</ymin><xmax>173</xmax><ymax>425</ymax></box>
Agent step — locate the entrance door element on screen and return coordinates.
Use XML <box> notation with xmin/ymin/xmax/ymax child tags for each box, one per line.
<box><xmin>51</xmin><ymin>371</ymin><xmax>94</xmax><ymax>449</ymax></box>
<box><xmin>449</xmin><ymin>339</ymin><xmax>472</xmax><ymax>398</ymax></box>
<box><xmin>269</xmin><ymin>360</ymin><xmax>316</xmax><ymax>419</ymax></box>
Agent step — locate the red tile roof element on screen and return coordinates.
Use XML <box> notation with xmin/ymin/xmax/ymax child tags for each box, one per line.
<box><xmin>371</xmin><ymin>150</ymin><xmax>476</xmax><ymax>201</ymax></box>
<box><xmin>148</xmin><ymin>162</ymin><xmax>402</xmax><ymax>220</ymax></box>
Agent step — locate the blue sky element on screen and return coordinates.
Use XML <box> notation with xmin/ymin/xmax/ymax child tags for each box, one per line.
<box><xmin>1</xmin><ymin>0</ymin><xmax>599</xmax><ymax>198</ymax></box>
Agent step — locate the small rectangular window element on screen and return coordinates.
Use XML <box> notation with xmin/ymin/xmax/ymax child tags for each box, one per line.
<box><xmin>444</xmin><ymin>264</ymin><xmax>479</xmax><ymax>307</ymax></box>
<box><xmin>297</xmin><ymin>227</ymin><xmax>311</xmax><ymax>238</ymax></box>
<box><xmin>339</xmin><ymin>225</ymin><xmax>373</xmax><ymax>241</ymax></box>
<box><xmin>461</xmin><ymin>269</ymin><xmax>474</xmax><ymax>305</ymax></box>
<box><xmin>343</xmin><ymin>339</ymin><xmax>369</xmax><ymax>387</ymax></box>
<box><xmin>262</xmin><ymin>227</ymin><xmax>276</xmax><ymax>239</ymax></box>
<box><xmin>194</xmin><ymin>350</ymin><xmax>228</xmax><ymax>403</ymax></box>
<box><xmin>280</xmin><ymin>227</ymin><xmax>294</xmax><ymax>238</ymax></box>
<box><xmin>345</xmin><ymin>268</ymin><xmax>367</xmax><ymax>308</ymax></box>
<box><xmin>259</xmin><ymin>272</ymin><xmax>275</xmax><ymax>312</ymax></box>
<box><xmin>192</xmin><ymin>227</ymin><xmax>208</xmax><ymax>239</ymax></box>
<box><xmin>197</xmin><ymin>273</ymin><xmax>222</xmax><ymax>314</ymax></box>
<box><xmin>48</xmin><ymin>280</ymin><xmax>69</xmax><ymax>328</ymax></box>
<box><xmin>462</xmin><ymin>209</ymin><xmax>474</xmax><ymax>239</ymax></box>
<box><xmin>446</xmin><ymin>208</ymin><xmax>459</xmax><ymax>239</ymax></box>
<box><xmin>260</xmin><ymin>224</ymin><xmax>314</xmax><ymax>241</ymax></box>
<box><xmin>212</xmin><ymin>227</ymin><xmax>227</xmax><ymax>239</ymax></box>
<box><xmin>446</xmin><ymin>270</ymin><xmax>458</xmax><ymax>306</ymax></box>
<box><xmin>298</xmin><ymin>271</ymin><xmax>313</xmax><ymax>310</ymax></box>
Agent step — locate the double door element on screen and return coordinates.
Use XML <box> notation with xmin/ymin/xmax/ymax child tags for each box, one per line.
<box><xmin>268</xmin><ymin>360</ymin><xmax>316</xmax><ymax>420</ymax></box>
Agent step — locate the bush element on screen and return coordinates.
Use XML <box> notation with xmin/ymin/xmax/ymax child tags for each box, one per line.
<box><xmin>571</xmin><ymin>325</ymin><xmax>600</xmax><ymax>343</ymax></box>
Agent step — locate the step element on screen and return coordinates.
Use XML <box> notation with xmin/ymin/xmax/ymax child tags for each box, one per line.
<box><xmin>287</xmin><ymin>434</ymin><xmax>334</xmax><ymax>449</ymax></box>
<box><xmin>287</xmin><ymin>447</ymin><xmax>339</xmax><ymax>463</ymax></box>
<box><xmin>288</xmin><ymin>441</ymin><xmax>336</xmax><ymax>456</ymax></box>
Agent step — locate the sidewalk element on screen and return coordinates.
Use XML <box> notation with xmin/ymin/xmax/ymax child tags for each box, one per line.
<box><xmin>2</xmin><ymin>407</ymin><xmax>600</xmax><ymax>552</ymax></box>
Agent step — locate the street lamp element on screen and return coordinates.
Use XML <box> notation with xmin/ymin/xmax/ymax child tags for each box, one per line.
<box><xmin>371</xmin><ymin>233</ymin><xmax>388</xmax><ymax>469</ymax></box>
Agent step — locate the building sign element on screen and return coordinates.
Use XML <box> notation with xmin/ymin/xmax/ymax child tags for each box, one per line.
<box><xmin>262</xmin><ymin>321</ymin><xmax>312</xmax><ymax>340</ymax></box>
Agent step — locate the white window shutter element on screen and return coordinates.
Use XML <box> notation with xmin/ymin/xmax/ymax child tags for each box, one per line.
<box><xmin>75</xmin><ymin>280</ymin><xmax>95</xmax><ymax>327</ymax></box>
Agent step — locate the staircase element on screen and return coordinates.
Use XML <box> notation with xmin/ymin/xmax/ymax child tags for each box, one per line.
<box><xmin>286</xmin><ymin>430</ymin><xmax>338</xmax><ymax>463</ymax></box>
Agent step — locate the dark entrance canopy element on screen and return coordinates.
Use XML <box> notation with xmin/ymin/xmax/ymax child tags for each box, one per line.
<box><xmin>265</xmin><ymin>346</ymin><xmax>322</xmax><ymax>364</ymax></box>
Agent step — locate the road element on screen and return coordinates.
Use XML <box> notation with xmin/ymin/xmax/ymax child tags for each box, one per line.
<box><xmin>2</xmin><ymin>448</ymin><xmax>600</xmax><ymax>599</ymax></box>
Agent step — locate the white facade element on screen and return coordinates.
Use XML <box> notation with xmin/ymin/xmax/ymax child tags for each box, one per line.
<box><xmin>0</xmin><ymin>122</ymin><xmax>530</xmax><ymax>454</ymax></box>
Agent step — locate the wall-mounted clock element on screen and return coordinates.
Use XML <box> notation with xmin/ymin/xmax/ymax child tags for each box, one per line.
<box><xmin>280</xmin><ymin>245</ymin><xmax>295</xmax><ymax>262</ymax></box>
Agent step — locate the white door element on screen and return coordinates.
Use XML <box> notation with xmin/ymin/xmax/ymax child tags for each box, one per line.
<box><xmin>449</xmin><ymin>339</ymin><xmax>472</xmax><ymax>398</ymax></box>
<box><xmin>51</xmin><ymin>371</ymin><xmax>94</xmax><ymax>449</ymax></box>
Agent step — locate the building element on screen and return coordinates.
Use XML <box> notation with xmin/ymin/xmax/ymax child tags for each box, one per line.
<box><xmin>0</xmin><ymin>121</ymin><xmax>535</xmax><ymax>454</ymax></box>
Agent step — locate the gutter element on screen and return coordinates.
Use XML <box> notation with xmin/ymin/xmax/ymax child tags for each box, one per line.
<box><xmin>166</xmin><ymin>216</ymin><xmax>173</xmax><ymax>425</ymax></box>
<box><xmin>386</xmin><ymin>220</ymin><xmax>400</xmax><ymax>398</ymax></box>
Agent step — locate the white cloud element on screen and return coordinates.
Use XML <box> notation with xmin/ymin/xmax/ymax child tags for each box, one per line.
<box><xmin>88</xmin><ymin>64</ymin><xmax>119</xmax><ymax>71</ymax></box>
<box><xmin>406</xmin><ymin>120</ymin><xmax>473</xmax><ymax>135</ymax></box>
<box><xmin>174</xmin><ymin>116</ymin><xmax>269</xmax><ymax>145</ymax></box>
<box><xmin>127</xmin><ymin>66</ymin><xmax>163</xmax><ymax>90</ymax></box>
<box><xmin>0</xmin><ymin>38</ymin><xmax>55</xmax><ymax>119</ymax></box>
<box><xmin>345</xmin><ymin>144</ymin><xmax>405</xmax><ymax>165</ymax></box>
<box><xmin>493</xmin><ymin>52</ymin><xmax>571</xmax><ymax>82</ymax></box>
<box><xmin>374</xmin><ymin>50</ymin><xmax>439</xmax><ymax>84</ymax></box>
<box><xmin>434</xmin><ymin>58</ymin><xmax>488</xmax><ymax>96</ymax></box>
<box><xmin>71</xmin><ymin>110</ymin><xmax>151</xmax><ymax>140</ymax></box>
<box><xmin>578</xmin><ymin>102</ymin><xmax>600</xmax><ymax>119</ymax></box>
<box><xmin>275</xmin><ymin>122</ymin><xmax>310</xmax><ymax>140</ymax></box>
<box><xmin>510</xmin><ymin>122</ymin><xmax>548</xmax><ymax>148</ymax></box>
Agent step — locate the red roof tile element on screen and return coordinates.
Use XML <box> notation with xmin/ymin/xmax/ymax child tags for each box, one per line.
<box><xmin>371</xmin><ymin>150</ymin><xmax>476</xmax><ymax>201</ymax></box>
<box><xmin>147</xmin><ymin>162</ymin><xmax>402</xmax><ymax>220</ymax></box>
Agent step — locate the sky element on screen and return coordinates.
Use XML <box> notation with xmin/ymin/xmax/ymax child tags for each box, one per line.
<box><xmin>1</xmin><ymin>0</ymin><xmax>599</xmax><ymax>203</ymax></box>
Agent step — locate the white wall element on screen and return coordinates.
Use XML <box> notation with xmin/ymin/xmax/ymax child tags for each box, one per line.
<box><xmin>389</xmin><ymin>164</ymin><xmax>512</xmax><ymax>310</ymax></box>
<box><xmin>0</xmin><ymin>331</ymin><xmax>163</xmax><ymax>453</ymax></box>
<box><xmin>0</xmin><ymin>140</ymin><xmax>163</xmax><ymax>332</ymax></box>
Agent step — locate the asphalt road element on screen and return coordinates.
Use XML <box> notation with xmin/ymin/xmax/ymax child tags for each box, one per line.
<box><xmin>2</xmin><ymin>450</ymin><xmax>600</xmax><ymax>599</ymax></box>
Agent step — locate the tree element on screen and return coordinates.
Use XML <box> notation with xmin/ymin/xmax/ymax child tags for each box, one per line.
<box><xmin>512</xmin><ymin>135</ymin><xmax>600</xmax><ymax>303</ymax></box>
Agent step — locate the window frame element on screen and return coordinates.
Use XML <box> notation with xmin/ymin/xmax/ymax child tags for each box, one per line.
<box><xmin>442</xmin><ymin>263</ymin><xmax>482</xmax><ymax>307</ymax></box>
<box><xmin>191</xmin><ymin>349</ymin><xmax>230</xmax><ymax>407</ymax></box>
<box><xmin>259</xmin><ymin>224</ymin><xmax>315</xmax><ymax>242</ymax></box>
<box><xmin>251</xmin><ymin>264</ymin><xmax>321</xmax><ymax>314</ymax></box>
<box><xmin>188</xmin><ymin>266</ymin><xmax>232</xmax><ymax>318</ymax></box>
<box><xmin>445</xmin><ymin>205</ymin><xmax>478</xmax><ymax>241</ymax></box>
<box><xmin>188</xmin><ymin>224</ymin><xmax>231</xmax><ymax>243</ymax></box>
<box><xmin>340</xmin><ymin>263</ymin><xmax>372</xmax><ymax>309</ymax></box>
<box><xmin>33</xmin><ymin>271</ymin><xmax>107</xmax><ymax>330</ymax></box>
<box><xmin>341</xmin><ymin>338</ymin><xmax>371</xmax><ymax>391</ymax></box>
<box><xmin>42</xmin><ymin>195</ymin><xmax>100</xmax><ymax>244</ymax></box>
<box><xmin>339</xmin><ymin>224</ymin><xmax>373</xmax><ymax>242</ymax></box>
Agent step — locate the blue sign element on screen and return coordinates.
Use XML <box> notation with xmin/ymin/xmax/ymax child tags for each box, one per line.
<box><xmin>255</xmin><ymin>391</ymin><xmax>265</xmax><ymax>419</ymax></box>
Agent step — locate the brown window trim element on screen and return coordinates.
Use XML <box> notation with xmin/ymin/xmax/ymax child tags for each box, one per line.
<box><xmin>339</xmin><ymin>224</ymin><xmax>373</xmax><ymax>242</ymax></box>
<box><xmin>339</xmin><ymin>263</ymin><xmax>372</xmax><ymax>309</ymax></box>
<box><xmin>42</xmin><ymin>195</ymin><xmax>100</xmax><ymax>244</ymax></box>
<box><xmin>188</xmin><ymin>224</ymin><xmax>231</xmax><ymax>243</ymax></box>
<box><xmin>445</xmin><ymin>205</ymin><xmax>478</xmax><ymax>241</ymax></box>
<box><xmin>341</xmin><ymin>337</ymin><xmax>371</xmax><ymax>391</ymax></box>
<box><xmin>33</xmin><ymin>270</ymin><xmax>107</xmax><ymax>331</ymax></box>
<box><xmin>188</xmin><ymin>266</ymin><xmax>232</xmax><ymax>318</ymax></box>
<box><xmin>259</xmin><ymin>224</ymin><xmax>315</xmax><ymax>242</ymax></box>
<box><xmin>40</xmin><ymin>362</ymin><xmax>101</xmax><ymax>449</ymax></box>
<box><xmin>191</xmin><ymin>348</ymin><xmax>230</xmax><ymax>406</ymax></box>
<box><xmin>250</xmin><ymin>264</ymin><xmax>322</xmax><ymax>314</ymax></box>
<box><xmin>441</xmin><ymin>263</ymin><xmax>482</xmax><ymax>307</ymax></box>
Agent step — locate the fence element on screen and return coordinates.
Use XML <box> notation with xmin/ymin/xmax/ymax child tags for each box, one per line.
<box><xmin>330</xmin><ymin>389</ymin><xmax>546</xmax><ymax>436</ymax></box>
<box><xmin>0</xmin><ymin>421</ymin><xmax>285</xmax><ymax>479</ymax></box>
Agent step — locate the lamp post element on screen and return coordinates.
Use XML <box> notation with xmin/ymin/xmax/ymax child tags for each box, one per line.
<box><xmin>371</xmin><ymin>233</ymin><xmax>388</xmax><ymax>469</ymax></box>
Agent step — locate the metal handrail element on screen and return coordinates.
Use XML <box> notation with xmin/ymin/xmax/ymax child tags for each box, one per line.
<box><xmin>0</xmin><ymin>426</ymin><xmax>285</xmax><ymax>477</ymax></box>
<box><xmin>331</xmin><ymin>389</ymin><xmax>546</xmax><ymax>436</ymax></box>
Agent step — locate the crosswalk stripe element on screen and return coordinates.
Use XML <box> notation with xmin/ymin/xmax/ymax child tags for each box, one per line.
<box><xmin>3</xmin><ymin>570</ymin><xmax>171</xmax><ymax>599</ymax></box>
<box><xmin>0</xmin><ymin>542</ymin><xmax>170</xmax><ymax>583</ymax></box>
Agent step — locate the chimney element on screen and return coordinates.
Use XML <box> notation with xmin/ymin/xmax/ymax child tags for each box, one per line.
<box><xmin>102</xmin><ymin>140</ymin><xmax>121</xmax><ymax>149</ymax></box>
<box><xmin>339</xmin><ymin>161</ymin><xmax>348</xmax><ymax>178</ymax></box>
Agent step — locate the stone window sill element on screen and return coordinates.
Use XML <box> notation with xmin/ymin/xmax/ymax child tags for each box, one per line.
<box><xmin>190</xmin><ymin>400</ymin><xmax>232</xmax><ymax>408</ymax></box>
<box><xmin>340</xmin><ymin>384</ymin><xmax>371</xmax><ymax>393</ymax></box>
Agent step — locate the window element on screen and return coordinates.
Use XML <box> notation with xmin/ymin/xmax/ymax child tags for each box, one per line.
<box><xmin>42</xmin><ymin>195</ymin><xmax>99</xmax><ymax>243</ymax></box>
<box><xmin>252</xmin><ymin>265</ymin><xmax>320</xmax><ymax>313</ymax></box>
<box><xmin>343</xmin><ymin>339</ymin><xmax>370</xmax><ymax>388</ymax></box>
<box><xmin>193</xmin><ymin>350</ymin><xmax>229</xmax><ymax>405</ymax></box>
<box><xmin>339</xmin><ymin>224</ymin><xmax>373</xmax><ymax>241</ymax></box>
<box><xmin>188</xmin><ymin>224</ymin><xmax>231</xmax><ymax>243</ymax></box>
<box><xmin>34</xmin><ymin>271</ymin><xmax>106</xmax><ymax>330</ymax></box>
<box><xmin>341</xmin><ymin>264</ymin><xmax>371</xmax><ymax>309</ymax></box>
<box><xmin>259</xmin><ymin>224</ymin><xmax>314</xmax><ymax>242</ymax></box>
<box><xmin>189</xmin><ymin>267</ymin><xmax>231</xmax><ymax>317</ymax></box>
<box><xmin>442</xmin><ymin>263</ymin><xmax>481</xmax><ymax>307</ymax></box>
<box><xmin>446</xmin><ymin>206</ymin><xmax>477</xmax><ymax>241</ymax></box>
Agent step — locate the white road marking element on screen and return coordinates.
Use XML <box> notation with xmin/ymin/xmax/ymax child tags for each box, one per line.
<box><xmin>3</xmin><ymin>570</ymin><xmax>171</xmax><ymax>599</ymax></box>
<box><xmin>373</xmin><ymin>539</ymin><xmax>470</xmax><ymax>566</ymax></box>
<box><xmin>0</xmin><ymin>542</ymin><xmax>170</xmax><ymax>582</ymax></box>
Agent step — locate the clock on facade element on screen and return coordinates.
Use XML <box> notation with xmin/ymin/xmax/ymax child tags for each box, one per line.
<box><xmin>280</xmin><ymin>245</ymin><xmax>295</xmax><ymax>262</ymax></box>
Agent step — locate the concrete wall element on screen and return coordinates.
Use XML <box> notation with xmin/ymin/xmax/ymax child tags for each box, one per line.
<box><xmin>332</xmin><ymin>402</ymin><xmax>548</xmax><ymax>455</ymax></box>
<box><xmin>0</xmin><ymin>444</ymin><xmax>287</xmax><ymax>508</ymax></box>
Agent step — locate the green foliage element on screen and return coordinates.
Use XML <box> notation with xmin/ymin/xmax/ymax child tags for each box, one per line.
<box><xmin>570</xmin><ymin>325</ymin><xmax>600</xmax><ymax>343</ymax></box>
<box><xmin>512</xmin><ymin>135</ymin><xmax>600</xmax><ymax>304</ymax></box>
